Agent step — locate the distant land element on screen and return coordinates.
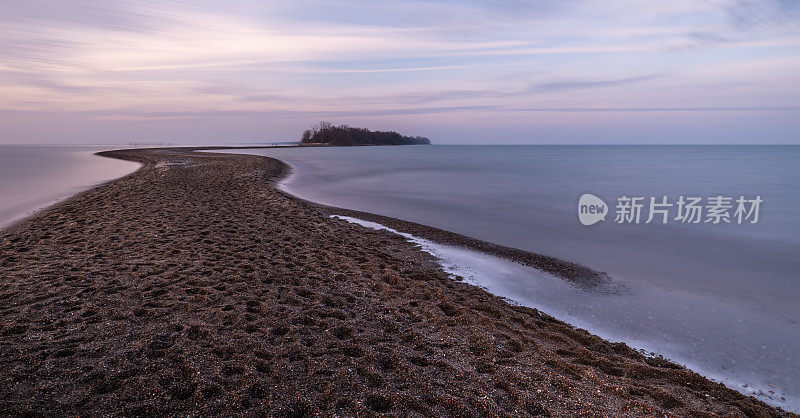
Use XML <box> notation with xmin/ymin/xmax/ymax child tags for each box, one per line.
<box><xmin>300</xmin><ymin>122</ymin><xmax>431</xmax><ymax>146</ymax></box>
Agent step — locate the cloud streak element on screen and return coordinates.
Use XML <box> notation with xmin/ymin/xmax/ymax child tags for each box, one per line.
<box><xmin>534</xmin><ymin>75</ymin><xmax>662</xmax><ymax>92</ymax></box>
<box><xmin>0</xmin><ymin>0</ymin><xmax>798</xmax><ymax>143</ymax></box>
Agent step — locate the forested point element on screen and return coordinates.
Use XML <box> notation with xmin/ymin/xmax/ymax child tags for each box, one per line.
<box><xmin>300</xmin><ymin>122</ymin><xmax>431</xmax><ymax>146</ymax></box>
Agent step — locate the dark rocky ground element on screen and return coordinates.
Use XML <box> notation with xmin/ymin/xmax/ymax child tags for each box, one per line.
<box><xmin>0</xmin><ymin>148</ymin><xmax>792</xmax><ymax>416</ymax></box>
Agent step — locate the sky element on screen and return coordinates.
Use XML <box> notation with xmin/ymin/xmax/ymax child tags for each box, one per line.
<box><xmin>1</xmin><ymin>0</ymin><xmax>799</xmax><ymax>144</ymax></box>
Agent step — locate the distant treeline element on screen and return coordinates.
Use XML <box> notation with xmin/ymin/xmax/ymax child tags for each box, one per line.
<box><xmin>300</xmin><ymin>122</ymin><xmax>431</xmax><ymax>146</ymax></box>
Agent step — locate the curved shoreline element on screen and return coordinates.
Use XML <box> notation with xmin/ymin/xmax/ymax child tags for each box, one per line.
<box><xmin>0</xmin><ymin>151</ymin><xmax>143</xmax><ymax>235</ymax></box>
<box><xmin>0</xmin><ymin>146</ymin><xmax>792</xmax><ymax>415</ymax></box>
<box><xmin>203</xmin><ymin>147</ymin><xmax>615</xmax><ymax>292</ymax></box>
<box><xmin>214</xmin><ymin>147</ymin><xmax>795</xmax><ymax>407</ymax></box>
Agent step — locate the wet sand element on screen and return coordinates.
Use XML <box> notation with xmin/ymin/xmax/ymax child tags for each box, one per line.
<box><xmin>0</xmin><ymin>148</ymin><xmax>792</xmax><ymax>416</ymax></box>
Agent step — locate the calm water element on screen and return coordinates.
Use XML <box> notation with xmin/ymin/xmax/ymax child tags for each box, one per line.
<box><xmin>226</xmin><ymin>145</ymin><xmax>800</xmax><ymax>411</ymax></box>
<box><xmin>0</xmin><ymin>145</ymin><xmax>140</xmax><ymax>229</ymax></box>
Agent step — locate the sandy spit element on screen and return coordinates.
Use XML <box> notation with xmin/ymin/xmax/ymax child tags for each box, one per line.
<box><xmin>0</xmin><ymin>147</ymin><xmax>793</xmax><ymax>416</ymax></box>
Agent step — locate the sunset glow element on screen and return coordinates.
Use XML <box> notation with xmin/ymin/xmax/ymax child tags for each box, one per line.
<box><xmin>1</xmin><ymin>0</ymin><xmax>798</xmax><ymax>143</ymax></box>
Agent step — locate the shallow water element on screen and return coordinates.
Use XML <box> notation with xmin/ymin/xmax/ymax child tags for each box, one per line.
<box><xmin>225</xmin><ymin>145</ymin><xmax>800</xmax><ymax>411</ymax></box>
<box><xmin>0</xmin><ymin>145</ymin><xmax>140</xmax><ymax>229</ymax></box>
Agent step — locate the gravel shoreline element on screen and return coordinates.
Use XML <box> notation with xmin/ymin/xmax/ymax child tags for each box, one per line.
<box><xmin>0</xmin><ymin>147</ymin><xmax>792</xmax><ymax>416</ymax></box>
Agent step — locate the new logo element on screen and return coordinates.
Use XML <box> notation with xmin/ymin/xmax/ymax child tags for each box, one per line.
<box><xmin>578</xmin><ymin>193</ymin><xmax>607</xmax><ymax>226</ymax></box>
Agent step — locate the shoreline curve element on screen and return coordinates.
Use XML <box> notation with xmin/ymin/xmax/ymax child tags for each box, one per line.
<box><xmin>0</xmin><ymin>146</ymin><xmax>791</xmax><ymax>416</ymax></box>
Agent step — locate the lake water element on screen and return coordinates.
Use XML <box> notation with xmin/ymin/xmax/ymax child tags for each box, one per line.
<box><xmin>224</xmin><ymin>145</ymin><xmax>800</xmax><ymax>411</ymax></box>
<box><xmin>0</xmin><ymin>145</ymin><xmax>141</xmax><ymax>230</ymax></box>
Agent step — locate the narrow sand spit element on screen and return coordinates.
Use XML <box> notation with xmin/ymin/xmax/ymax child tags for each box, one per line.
<box><xmin>0</xmin><ymin>148</ymin><xmax>793</xmax><ymax>416</ymax></box>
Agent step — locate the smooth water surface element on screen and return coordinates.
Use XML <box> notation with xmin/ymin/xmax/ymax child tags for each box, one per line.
<box><xmin>0</xmin><ymin>145</ymin><xmax>140</xmax><ymax>229</ymax></box>
<box><xmin>223</xmin><ymin>145</ymin><xmax>799</xmax><ymax>410</ymax></box>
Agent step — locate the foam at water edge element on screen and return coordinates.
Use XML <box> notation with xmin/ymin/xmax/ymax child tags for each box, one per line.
<box><xmin>330</xmin><ymin>214</ymin><xmax>796</xmax><ymax>412</ymax></box>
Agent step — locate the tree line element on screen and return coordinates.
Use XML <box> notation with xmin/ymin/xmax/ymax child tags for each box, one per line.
<box><xmin>300</xmin><ymin>122</ymin><xmax>431</xmax><ymax>146</ymax></box>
